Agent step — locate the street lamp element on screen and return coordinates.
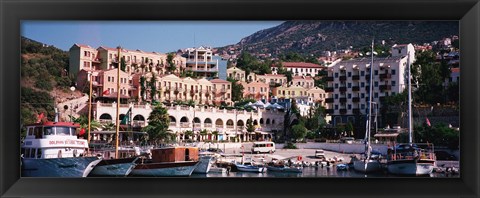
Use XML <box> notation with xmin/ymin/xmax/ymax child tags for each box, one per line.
<box><xmin>70</xmin><ymin>86</ymin><xmax>76</xmax><ymax>122</ymax></box>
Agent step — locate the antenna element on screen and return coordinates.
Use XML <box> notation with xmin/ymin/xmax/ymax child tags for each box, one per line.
<box><xmin>194</xmin><ymin>33</ymin><xmax>196</xmax><ymax>48</ymax></box>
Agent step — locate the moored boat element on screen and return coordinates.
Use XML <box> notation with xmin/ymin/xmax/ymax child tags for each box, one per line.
<box><xmin>266</xmin><ymin>165</ymin><xmax>302</xmax><ymax>173</ymax></box>
<box><xmin>21</xmin><ymin>121</ymin><xmax>102</xmax><ymax>177</ymax></box>
<box><xmin>130</xmin><ymin>146</ymin><xmax>200</xmax><ymax>177</ymax></box>
<box><xmin>193</xmin><ymin>155</ymin><xmax>214</xmax><ymax>174</ymax></box>
<box><xmin>236</xmin><ymin>164</ymin><xmax>267</xmax><ymax>173</ymax></box>
<box><xmin>88</xmin><ymin>157</ymin><xmax>139</xmax><ymax>177</ymax></box>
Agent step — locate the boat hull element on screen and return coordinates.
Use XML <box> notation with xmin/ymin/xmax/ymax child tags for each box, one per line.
<box><xmin>387</xmin><ymin>159</ymin><xmax>435</xmax><ymax>175</ymax></box>
<box><xmin>193</xmin><ymin>156</ymin><xmax>213</xmax><ymax>174</ymax></box>
<box><xmin>130</xmin><ymin>161</ymin><xmax>198</xmax><ymax>177</ymax></box>
<box><xmin>353</xmin><ymin>159</ymin><xmax>382</xmax><ymax>173</ymax></box>
<box><xmin>88</xmin><ymin>157</ymin><xmax>139</xmax><ymax>177</ymax></box>
<box><xmin>21</xmin><ymin>157</ymin><xmax>102</xmax><ymax>177</ymax></box>
<box><xmin>236</xmin><ymin>164</ymin><xmax>267</xmax><ymax>173</ymax></box>
<box><xmin>267</xmin><ymin>166</ymin><xmax>302</xmax><ymax>173</ymax></box>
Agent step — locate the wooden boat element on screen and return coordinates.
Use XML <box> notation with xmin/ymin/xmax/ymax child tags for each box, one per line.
<box><xmin>21</xmin><ymin>121</ymin><xmax>102</xmax><ymax>177</ymax></box>
<box><xmin>130</xmin><ymin>146</ymin><xmax>199</xmax><ymax>177</ymax></box>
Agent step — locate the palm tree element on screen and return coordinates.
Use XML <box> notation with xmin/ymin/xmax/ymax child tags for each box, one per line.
<box><xmin>102</xmin><ymin>122</ymin><xmax>116</xmax><ymax>131</ymax></box>
<box><xmin>184</xmin><ymin>130</ymin><xmax>194</xmax><ymax>141</ymax></box>
<box><xmin>143</xmin><ymin>105</ymin><xmax>170</xmax><ymax>145</ymax></box>
<box><xmin>212</xmin><ymin>130</ymin><xmax>219</xmax><ymax>142</ymax></box>
<box><xmin>69</xmin><ymin>115</ymin><xmax>102</xmax><ymax>138</ymax></box>
<box><xmin>200</xmin><ymin>129</ymin><xmax>208</xmax><ymax>141</ymax></box>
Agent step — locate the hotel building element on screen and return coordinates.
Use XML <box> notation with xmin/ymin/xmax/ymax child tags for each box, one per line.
<box><xmin>325</xmin><ymin>43</ymin><xmax>415</xmax><ymax>127</ymax></box>
<box><xmin>185</xmin><ymin>46</ymin><xmax>219</xmax><ymax>78</ymax></box>
<box><xmin>271</xmin><ymin>62</ymin><xmax>326</xmax><ymax>77</ymax></box>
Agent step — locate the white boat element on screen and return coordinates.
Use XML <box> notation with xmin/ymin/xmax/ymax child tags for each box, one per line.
<box><xmin>88</xmin><ymin>157</ymin><xmax>139</xmax><ymax>177</ymax></box>
<box><xmin>386</xmin><ymin>50</ymin><xmax>436</xmax><ymax>176</ymax></box>
<box><xmin>209</xmin><ymin>167</ymin><xmax>227</xmax><ymax>173</ymax></box>
<box><xmin>353</xmin><ymin>40</ymin><xmax>381</xmax><ymax>173</ymax></box>
<box><xmin>21</xmin><ymin>121</ymin><xmax>102</xmax><ymax>177</ymax></box>
<box><xmin>336</xmin><ymin>164</ymin><xmax>348</xmax><ymax>171</ymax></box>
<box><xmin>236</xmin><ymin>164</ymin><xmax>267</xmax><ymax>173</ymax></box>
<box><xmin>266</xmin><ymin>165</ymin><xmax>302</xmax><ymax>173</ymax></box>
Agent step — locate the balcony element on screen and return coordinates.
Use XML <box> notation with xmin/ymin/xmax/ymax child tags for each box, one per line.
<box><xmin>340</xmin><ymin>109</ymin><xmax>347</xmax><ymax>114</ymax></box>
<box><xmin>180</xmin><ymin>123</ymin><xmax>191</xmax><ymax>128</ymax></box>
<box><xmin>339</xmin><ymin>87</ymin><xmax>347</xmax><ymax>92</ymax></box>
<box><xmin>339</xmin><ymin>76</ymin><xmax>347</xmax><ymax>81</ymax></box>
<box><xmin>326</xmin><ymin>76</ymin><xmax>334</xmax><ymax>82</ymax></box>
<box><xmin>339</xmin><ymin>98</ymin><xmax>347</xmax><ymax>103</ymax></box>
<box><xmin>353</xmin><ymin>108</ymin><xmax>361</xmax><ymax>114</ymax></box>
<box><xmin>325</xmin><ymin>98</ymin><xmax>334</xmax><ymax>103</ymax></box>
<box><xmin>352</xmin><ymin>97</ymin><xmax>360</xmax><ymax>102</ymax></box>
<box><xmin>325</xmin><ymin>109</ymin><xmax>334</xmax><ymax>114</ymax></box>
<box><xmin>380</xmin><ymin>73</ymin><xmax>392</xmax><ymax>80</ymax></box>
<box><xmin>380</xmin><ymin>85</ymin><xmax>392</xmax><ymax>92</ymax></box>
<box><xmin>352</xmin><ymin>75</ymin><xmax>360</xmax><ymax>80</ymax></box>
<box><xmin>365</xmin><ymin>74</ymin><xmax>371</xmax><ymax>80</ymax></box>
<box><xmin>325</xmin><ymin>87</ymin><xmax>334</xmax><ymax>92</ymax></box>
<box><xmin>365</xmin><ymin>86</ymin><xmax>371</xmax><ymax>91</ymax></box>
<box><xmin>352</xmin><ymin>86</ymin><xmax>360</xmax><ymax>91</ymax></box>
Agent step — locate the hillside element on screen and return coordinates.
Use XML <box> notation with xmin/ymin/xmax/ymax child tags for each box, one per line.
<box><xmin>21</xmin><ymin>37</ymin><xmax>78</xmax><ymax>124</ymax></box>
<box><xmin>218</xmin><ymin>21</ymin><xmax>459</xmax><ymax>56</ymax></box>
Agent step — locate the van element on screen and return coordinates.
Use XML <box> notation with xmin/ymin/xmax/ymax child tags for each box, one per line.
<box><xmin>341</xmin><ymin>137</ymin><xmax>355</xmax><ymax>144</ymax></box>
<box><xmin>315</xmin><ymin>149</ymin><xmax>325</xmax><ymax>159</ymax></box>
<box><xmin>251</xmin><ymin>141</ymin><xmax>275</xmax><ymax>154</ymax></box>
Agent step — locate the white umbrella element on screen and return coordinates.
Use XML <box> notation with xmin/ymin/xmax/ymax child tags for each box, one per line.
<box><xmin>264</xmin><ymin>102</ymin><xmax>271</xmax><ymax>108</ymax></box>
<box><xmin>253</xmin><ymin>100</ymin><xmax>265</xmax><ymax>108</ymax></box>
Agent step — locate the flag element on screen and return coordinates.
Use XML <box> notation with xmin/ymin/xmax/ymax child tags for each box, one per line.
<box><xmin>79</xmin><ymin>128</ymin><xmax>86</xmax><ymax>136</ymax></box>
<box><xmin>426</xmin><ymin>117</ymin><xmax>431</xmax><ymax>127</ymax></box>
<box><xmin>102</xmin><ymin>89</ymin><xmax>110</xmax><ymax>96</ymax></box>
<box><xmin>36</xmin><ymin>113</ymin><xmax>44</xmax><ymax>123</ymax></box>
<box><xmin>121</xmin><ymin>107</ymin><xmax>132</xmax><ymax>125</ymax></box>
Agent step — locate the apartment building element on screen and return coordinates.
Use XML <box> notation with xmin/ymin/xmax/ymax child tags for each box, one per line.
<box><xmin>325</xmin><ymin>44</ymin><xmax>414</xmax><ymax>127</ymax></box>
<box><xmin>271</xmin><ymin>62</ymin><xmax>325</xmax><ymax>77</ymax></box>
<box><xmin>256</xmin><ymin>74</ymin><xmax>288</xmax><ymax>86</ymax></box>
<box><xmin>239</xmin><ymin>81</ymin><xmax>270</xmax><ymax>101</ymax></box>
<box><xmin>291</xmin><ymin>75</ymin><xmax>315</xmax><ymax>89</ymax></box>
<box><xmin>210</xmin><ymin>79</ymin><xmax>233</xmax><ymax>105</ymax></box>
<box><xmin>76</xmin><ymin>68</ymin><xmax>130</xmax><ymax>98</ymax></box>
<box><xmin>185</xmin><ymin>46</ymin><xmax>219</xmax><ymax>78</ymax></box>
<box><xmin>226</xmin><ymin>66</ymin><xmax>246</xmax><ymax>81</ymax></box>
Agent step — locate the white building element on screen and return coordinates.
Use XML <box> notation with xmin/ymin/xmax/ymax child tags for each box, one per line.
<box><xmin>185</xmin><ymin>46</ymin><xmax>219</xmax><ymax>78</ymax></box>
<box><xmin>93</xmin><ymin>103</ymin><xmax>284</xmax><ymax>142</ymax></box>
<box><xmin>271</xmin><ymin>62</ymin><xmax>325</xmax><ymax>77</ymax></box>
<box><xmin>325</xmin><ymin>44</ymin><xmax>414</xmax><ymax>127</ymax></box>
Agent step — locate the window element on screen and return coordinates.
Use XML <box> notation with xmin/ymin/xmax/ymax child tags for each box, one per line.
<box><xmin>361</xmin><ymin>82</ymin><xmax>365</xmax><ymax>87</ymax></box>
<box><xmin>43</xmin><ymin>127</ymin><xmax>54</xmax><ymax>136</ymax></box>
<box><xmin>335</xmin><ymin>105</ymin><xmax>338</xmax><ymax>110</ymax></box>
<box><xmin>392</xmin><ymin>69</ymin><xmax>396</xmax><ymax>75</ymax></box>
<box><xmin>348</xmin><ymin>104</ymin><xmax>351</xmax><ymax>109</ymax></box>
<box><xmin>374</xmin><ymin>81</ymin><xmax>378</xmax><ymax>87</ymax></box>
<box><xmin>392</xmin><ymin>81</ymin><xmax>396</xmax><ymax>86</ymax></box>
<box><xmin>374</xmin><ymin>92</ymin><xmax>378</xmax><ymax>98</ymax></box>
<box><xmin>56</xmin><ymin>127</ymin><xmax>71</xmax><ymax>136</ymax></box>
<box><xmin>348</xmin><ymin>72</ymin><xmax>351</xmax><ymax>77</ymax></box>
<box><xmin>374</xmin><ymin>70</ymin><xmax>378</xmax><ymax>75</ymax></box>
<box><xmin>335</xmin><ymin>94</ymin><xmax>338</xmax><ymax>99</ymax></box>
<box><xmin>335</xmin><ymin>73</ymin><xmax>339</xmax><ymax>77</ymax></box>
<box><xmin>361</xmin><ymin>71</ymin><xmax>365</xmax><ymax>76</ymax></box>
<box><xmin>361</xmin><ymin>104</ymin><xmax>365</xmax><ymax>109</ymax></box>
<box><xmin>348</xmin><ymin>83</ymin><xmax>351</xmax><ymax>88</ymax></box>
<box><xmin>335</xmin><ymin>83</ymin><xmax>338</xmax><ymax>88</ymax></box>
<box><xmin>361</xmin><ymin>93</ymin><xmax>365</xmax><ymax>98</ymax></box>
<box><xmin>348</xmin><ymin>94</ymin><xmax>351</xmax><ymax>98</ymax></box>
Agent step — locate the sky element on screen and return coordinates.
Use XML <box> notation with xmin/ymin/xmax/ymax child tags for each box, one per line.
<box><xmin>21</xmin><ymin>21</ymin><xmax>284</xmax><ymax>53</ymax></box>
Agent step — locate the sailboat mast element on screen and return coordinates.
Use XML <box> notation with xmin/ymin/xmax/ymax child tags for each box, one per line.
<box><xmin>87</xmin><ymin>71</ymin><xmax>93</xmax><ymax>154</ymax></box>
<box><xmin>407</xmin><ymin>51</ymin><xmax>413</xmax><ymax>144</ymax></box>
<box><xmin>367</xmin><ymin>39</ymin><xmax>374</xmax><ymax>145</ymax></box>
<box><xmin>115</xmin><ymin>46</ymin><xmax>122</xmax><ymax>159</ymax></box>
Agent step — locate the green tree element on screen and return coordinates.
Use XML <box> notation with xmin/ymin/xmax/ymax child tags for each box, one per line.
<box><xmin>227</xmin><ymin>77</ymin><xmax>244</xmax><ymax>102</ymax></box>
<box><xmin>140</xmin><ymin>76</ymin><xmax>146</xmax><ymax>101</ymax></box>
<box><xmin>246</xmin><ymin>115</ymin><xmax>256</xmax><ymax>133</ymax></box>
<box><xmin>291</xmin><ymin>124</ymin><xmax>307</xmax><ymax>141</ymax></box>
<box><xmin>411</xmin><ymin>51</ymin><xmax>450</xmax><ymax>105</ymax></box>
<box><xmin>149</xmin><ymin>73</ymin><xmax>157</xmax><ymax>101</ymax></box>
<box><xmin>143</xmin><ymin>105</ymin><xmax>170</xmax><ymax>144</ymax></box>
<box><xmin>120</xmin><ymin>57</ymin><xmax>126</xmax><ymax>72</ymax></box>
<box><xmin>200</xmin><ymin>129</ymin><xmax>208</xmax><ymax>141</ymax></box>
<box><xmin>102</xmin><ymin>122</ymin><xmax>116</xmax><ymax>131</ymax></box>
<box><xmin>166</xmin><ymin>53</ymin><xmax>176</xmax><ymax>74</ymax></box>
<box><xmin>184</xmin><ymin>130</ymin><xmax>194</xmax><ymax>140</ymax></box>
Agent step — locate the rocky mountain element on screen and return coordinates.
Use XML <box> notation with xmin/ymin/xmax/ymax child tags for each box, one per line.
<box><xmin>219</xmin><ymin>21</ymin><xmax>459</xmax><ymax>56</ymax></box>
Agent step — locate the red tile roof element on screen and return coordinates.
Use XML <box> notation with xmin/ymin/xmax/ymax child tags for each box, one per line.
<box><xmin>292</xmin><ymin>76</ymin><xmax>313</xmax><ymax>80</ymax></box>
<box><xmin>278</xmin><ymin>62</ymin><xmax>324</xmax><ymax>68</ymax></box>
<box><xmin>73</xmin><ymin>44</ymin><xmax>93</xmax><ymax>49</ymax></box>
<box><xmin>210</xmin><ymin>79</ymin><xmax>230</xmax><ymax>83</ymax></box>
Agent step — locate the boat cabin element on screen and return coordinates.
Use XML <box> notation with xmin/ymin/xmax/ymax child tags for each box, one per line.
<box><xmin>150</xmin><ymin>147</ymin><xmax>199</xmax><ymax>163</ymax></box>
<box><xmin>21</xmin><ymin>121</ymin><xmax>88</xmax><ymax>159</ymax></box>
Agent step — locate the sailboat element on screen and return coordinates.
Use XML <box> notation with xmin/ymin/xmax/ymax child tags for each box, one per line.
<box><xmin>386</xmin><ymin>50</ymin><xmax>436</xmax><ymax>175</ymax></box>
<box><xmin>88</xmin><ymin>46</ymin><xmax>139</xmax><ymax>177</ymax></box>
<box><xmin>353</xmin><ymin>40</ymin><xmax>382</xmax><ymax>173</ymax></box>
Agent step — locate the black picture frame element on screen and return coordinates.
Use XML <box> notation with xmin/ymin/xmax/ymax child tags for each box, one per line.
<box><xmin>1</xmin><ymin>0</ymin><xmax>479</xmax><ymax>197</ymax></box>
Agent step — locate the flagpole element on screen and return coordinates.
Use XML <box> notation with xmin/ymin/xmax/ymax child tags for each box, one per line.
<box><xmin>115</xmin><ymin>46</ymin><xmax>121</xmax><ymax>159</ymax></box>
